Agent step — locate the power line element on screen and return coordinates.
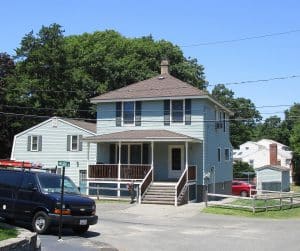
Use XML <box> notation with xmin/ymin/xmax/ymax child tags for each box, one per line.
<box><xmin>180</xmin><ymin>28</ymin><xmax>300</xmax><ymax>47</ymax></box>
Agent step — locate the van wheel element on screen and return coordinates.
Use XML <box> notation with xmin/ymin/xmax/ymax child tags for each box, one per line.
<box><xmin>72</xmin><ymin>225</ymin><xmax>89</xmax><ymax>234</ymax></box>
<box><xmin>32</xmin><ymin>211</ymin><xmax>49</xmax><ymax>234</ymax></box>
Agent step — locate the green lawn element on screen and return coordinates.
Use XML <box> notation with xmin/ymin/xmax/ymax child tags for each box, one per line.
<box><xmin>291</xmin><ymin>185</ymin><xmax>300</xmax><ymax>193</ymax></box>
<box><xmin>203</xmin><ymin>198</ymin><xmax>300</xmax><ymax>219</ymax></box>
<box><xmin>0</xmin><ymin>227</ymin><xmax>18</xmax><ymax>241</ymax></box>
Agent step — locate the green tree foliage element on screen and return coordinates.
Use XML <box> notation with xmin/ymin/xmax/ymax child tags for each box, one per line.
<box><xmin>212</xmin><ymin>84</ymin><xmax>261</xmax><ymax>148</ymax></box>
<box><xmin>1</xmin><ymin>24</ymin><xmax>207</xmax><ymax>157</ymax></box>
<box><xmin>233</xmin><ymin>161</ymin><xmax>255</xmax><ymax>178</ymax></box>
<box><xmin>0</xmin><ymin>53</ymin><xmax>16</xmax><ymax>158</ymax></box>
<box><xmin>254</xmin><ymin>116</ymin><xmax>290</xmax><ymax>146</ymax></box>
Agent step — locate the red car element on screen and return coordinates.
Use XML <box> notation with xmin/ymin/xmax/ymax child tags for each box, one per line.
<box><xmin>232</xmin><ymin>180</ymin><xmax>256</xmax><ymax>197</ymax></box>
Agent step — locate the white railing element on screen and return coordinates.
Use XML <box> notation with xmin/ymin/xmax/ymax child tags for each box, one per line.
<box><xmin>138</xmin><ymin>167</ymin><xmax>153</xmax><ymax>204</ymax></box>
<box><xmin>175</xmin><ymin>167</ymin><xmax>188</xmax><ymax>206</ymax></box>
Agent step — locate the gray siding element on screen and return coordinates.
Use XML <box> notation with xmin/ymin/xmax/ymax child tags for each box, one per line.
<box><xmin>12</xmin><ymin>119</ymin><xmax>96</xmax><ymax>185</ymax></box>
<box><xmin>97</xmin><ymin>99</ymin><xmax>205</xmax><ymax>139</ymax></box>
<box><xmin>203</xmin><ymin>104</ymin><xmax>233</xmax><ymax>184</ymax></box>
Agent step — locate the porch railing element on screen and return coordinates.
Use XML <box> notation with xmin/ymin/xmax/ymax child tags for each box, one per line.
<box><xmin>139</xmin><ymin>167</ymin><xmax>153</xmax><ymax>203</ymax></box>
<box><xmin>88</xmin><ymin>164</ymin><xmax>151</xmax><ymax>180</ymax></box>
<box><xmin>121</xmin><ymin>164</ymin><xmax>151</xmax><ymax>179</ymax></box>
<box><xmin>89</xmin><ymin>164</ymin><xmax>118</xmax><ymax>179</ymax></box>
<box><xmin>175</xmin><ymin>165</ymin><xmax>197</xmax><ymax>206</ymax></box>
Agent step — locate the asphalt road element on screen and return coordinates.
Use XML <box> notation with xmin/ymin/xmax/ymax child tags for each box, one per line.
<box><xmin>7</xmin><ymin>202</ymin><xmax>300</xmax><ymax>251</ymax></box>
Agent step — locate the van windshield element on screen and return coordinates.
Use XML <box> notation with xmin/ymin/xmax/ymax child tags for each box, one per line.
<box><xmin>37</xmin><ymin>174</ymin><xmax>80</xmax><ymax>195</ymax></box>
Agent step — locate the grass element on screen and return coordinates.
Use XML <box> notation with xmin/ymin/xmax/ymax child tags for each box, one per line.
<box><xmin>203</xmin><ymin>198</ymin><xmax>300</xmax><ymax>219</ymax></box>
<box><xmin>0</xmin><ymin>227</ymin><xmax>18</xmax><ymax>241</ymax></box>
<box><xmin>291</xmin><ymin>185</ymin><xmax>300</xmax><ymax>193</ymax></box>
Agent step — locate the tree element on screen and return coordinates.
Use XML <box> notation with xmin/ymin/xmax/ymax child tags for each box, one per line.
<box><xmin>212</xmin><ymin>84</ymin><xmax>261</xmax><ymax>148</ymax></box>
<box><xmin>233</xmin><ymin>161</ymin><xmax>255</xmax><ymax>179</ymax></box>
<box><xmin>254</xmin><ymin>116</ymin><xmax>290</xmax><ymax>146</ymax></box>
<box><xmin>1</xmin><ymin>24</ymin><xmax>208</xmax><ymax>158</ymax></box>
<box><xmin>0</xmin><ymin>53</ymin><xmax>16</xmax><ymax>158</ymax></box>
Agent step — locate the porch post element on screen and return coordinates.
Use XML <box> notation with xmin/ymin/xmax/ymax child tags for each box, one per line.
<box><xmin>151</xmin><ymin>141</ymin><xmax>154</xmax><ymax>180</ymax></box>
<box><xmin>185</xmin><ymin>141</ymin><xmax>188</xmax><ymax>169</ymax></box>
<box><xmin>118</xmin><ymin>141</ymin><xmax>121</xmax><ymax>197</ymax></box>
<box><xmin>87</xmin><ymin>142</ymin><xmax>90</xmax><ymax>178</ymax></box>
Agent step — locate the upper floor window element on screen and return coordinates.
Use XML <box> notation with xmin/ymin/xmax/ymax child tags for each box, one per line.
<box><xmin>71</xmin><ymin>135</ymin><xmax>79</xmax><ymax>151</ymax></box>
<box><xmin>27</xmin><ymin>135</ymin><xmax>42</xmax><ymax>152</ymax></box>
<box><xmin>217</xmin><ymin>148</ymin><xmax>221</xmax><ymax>162</ymax></box>
<box><xmin>172</xmin><ymin>100</ymin><xmax>184</xmax><ymax>123</ymax></box>
<box><xmin>67</xmin><ymin>135</ymin><xmax>83</xmax><ymax>152</ymax></box>
<box><xmin>123</xmin><ymin>101</ymin><xmax>135</xmax><ymax>124</ymax></box>
<box><xmin>225</xmin><ymin>148</ymin><xmax>230</xmax><ymax>161</ymax></box>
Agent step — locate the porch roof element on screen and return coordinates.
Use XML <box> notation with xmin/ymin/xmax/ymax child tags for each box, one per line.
<box><xmin>83</xmin><ymin>129</ymin><xmax>201</xmax><ymax>142</ymax></box>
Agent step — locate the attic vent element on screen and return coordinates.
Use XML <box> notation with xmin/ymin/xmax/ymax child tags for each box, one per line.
<box><xmin>158</xmin><ymin>76</ymin><xmax>165</xmax><ymax>80</ymax></box>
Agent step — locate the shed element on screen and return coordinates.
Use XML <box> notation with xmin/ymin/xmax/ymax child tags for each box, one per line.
<box><xmin>256</xmin><ymin>165</ymin><xmax>290</xmax><ymax>192</ymax></box>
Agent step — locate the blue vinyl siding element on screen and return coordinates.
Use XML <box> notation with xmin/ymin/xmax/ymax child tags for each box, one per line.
<box><xmin>12</xmin><ymin>119</ymin><xmax>96</xmax><ymax>185</ymax></box>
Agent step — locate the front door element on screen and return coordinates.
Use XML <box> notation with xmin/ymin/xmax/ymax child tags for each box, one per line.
<box><xmin>168</xmin><ymin>145</ymin><xmax>184</xmax><ymax>179</ymax></box>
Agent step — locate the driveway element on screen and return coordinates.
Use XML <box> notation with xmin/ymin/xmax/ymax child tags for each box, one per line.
<box><xmin>87</xmin><ymin>202</ymin><xmax>300</xmax><ymax>251</ymax></box>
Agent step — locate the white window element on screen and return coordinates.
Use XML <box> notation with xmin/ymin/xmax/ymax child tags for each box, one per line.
<box><xmin>225</xmin><ymin>148</ymin><xmax>230</xmax><ymax>161</ymax></box>
<box><xmin>249</xmin><ymin>159</ymin><xmax>254</xmax><ymax>166</ymax></box>
<box><xmin>71</xmin><ymin>135</ymin><xmax>79</xmax><ymax>151</ymax></box>
<box><xmin>286</xmin><ymin>159</ymin><xmax>291</xmax><ymax>165</ymax></box>
<box><xmin>171</xmin><ymin>100</ymin><xmax>184</xmax><ymax>123</ymax></box>
<box><xmin>217</xmin><ymin>148</ymin><xmax>221</xmax><ymax>162</ymax></box>
<box><xmin>115</xmin><ymin>144</ymin><xmax>143</xmax><ymax>164</ymax></box>
<box><xmin>31</xmin><ymin>136</ymin><xmax>38</xmax><ymax>151</ymax></box>
<box><xmin>123</xmin><ymin>101</ymin><xmax>135</xmax><ymax>125</ymax></box>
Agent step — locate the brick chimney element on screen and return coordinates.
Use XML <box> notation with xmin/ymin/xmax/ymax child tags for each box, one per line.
<box><xmin>269</xmin><ymin>143</ymin><xmax>278</xmax><ymax>165</ymax></box>
<box><xmin>160</xmin><ymin>60</ymin><xmax>169</xmax><ymax>74</ymax></box>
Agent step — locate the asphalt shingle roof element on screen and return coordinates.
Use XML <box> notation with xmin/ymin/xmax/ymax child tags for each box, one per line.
<box><xmin>62</xmin><ymin>118</ymin><xmax>96</xmax><ymax>133</ymax></box>
<box><xmin>83</xmin><ymin>129</ymin><xmax>199</xmax><ymax>142</ymax></box>
<box><xmin>91</xmin><ymin>73</ymin><xmax>208</xmax><ymax>102</ymax></box>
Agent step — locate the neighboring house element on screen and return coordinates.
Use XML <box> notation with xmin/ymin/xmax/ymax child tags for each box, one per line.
<box><xmin>84</xmin><ymin>60</ymin><xmax>233</xmax><ymax>205</ymax></box>
<box><xmin>233</xmin><ymin>139</ymin><xmax>293</xmax><ymax>182</ymax></box>
<box><xmin>10</xmin><ymin>117</ymin><xmax>97</xmax><ymax>189</ymax></box>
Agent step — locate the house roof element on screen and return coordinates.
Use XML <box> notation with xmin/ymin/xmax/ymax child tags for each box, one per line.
<box><xmin>83</xmin><ymin>129</ymin><xmax>200</xmax><ymax>142</ymax></box>
<box><xmin>256</xmin><ymin>165</ymin><xmax>290</xmax><ymax>172</ymax></box>
<box><xmin>61</xmin><ymin>118</ymin><xmax>96</xmax><ymax>133</ymax></box>
<box><xmin>91</xmin><ymin>74</ymin><xmax>207</xmax><ymax>101</ymax></box>
<box><xmin>90</xmin><ymin>73</ymin><xmax>233</xmax><ymax>115</ymax></box>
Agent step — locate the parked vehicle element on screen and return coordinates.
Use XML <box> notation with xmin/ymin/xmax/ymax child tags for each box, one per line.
<box><xmin>232</xmin><ymin>180</ymin><xmax>256</xmax><ymax>197</ymax></box>
<box><xmin>0</xmin><ymin>168</ymin><xmax>98</xmax><ymax>234</ymax></box>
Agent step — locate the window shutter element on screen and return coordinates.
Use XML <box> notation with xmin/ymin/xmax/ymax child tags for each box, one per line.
<box><xmin>79</xmin><ymin>135</ymin><xmax>83</xmax><ymax>151</ymax></box>
<box><xmin>38</xmin><ymin>136</ymin><xmax>42</xmax><ymax>151</ymax></box>
<box><xmin>142</xmin><ymin>143</ymin><xmax>149</xmax><ymax>164</ymax></box>
<box><xmin>223</xmin><ymin>112</ymin><xmax>226</xmax><ymax>132</ymax></box>
<box><xmin>67</xmin><ymin>135</ymin><xmax>71</xmax><ymax>151</ymax></box>
<box><xmin>27</xmin><ymin>136</ymin><xmax>31</xmax><ymax>151</ymax></box>
<box><xmin>185</xmin><ymin>99</ymin><xmax>191</xmax><ymax>125</ymax></box>
<box><xmin>109</xmin><ymin>144</ymin><xmax>116</xmax><ymax>164</ymax></box>
<box><xmin>135</xmin><ymin>101</ymin><xmax>142</xmax><ymax>126</ymax></box>
<box><xmin>164</xmin><ymin>100</ymin><xmax>170</xmax><ymax>126</ymax></box>
<box><xmin>116</xmin><ymin>102</ymin><xmax>122</xmax><ymax>127</ymax></box>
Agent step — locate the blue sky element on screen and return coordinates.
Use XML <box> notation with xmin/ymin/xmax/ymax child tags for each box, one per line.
<box><xmin>1</xmin><ymin>0</ymin><xmax>299</xmax><ymax>119</ymax></box>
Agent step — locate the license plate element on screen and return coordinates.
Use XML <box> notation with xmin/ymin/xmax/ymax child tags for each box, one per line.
<box><xmin>79</xmin><ymin>219</ymin><xmax>87</xmax><ymax>225</ymax></box>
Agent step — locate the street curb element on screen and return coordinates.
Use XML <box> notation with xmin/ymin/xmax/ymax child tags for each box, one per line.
<box><xmin>0</xmin><ymin>222</ymin><xmax>41</xmax><ymax>251</ymax></box>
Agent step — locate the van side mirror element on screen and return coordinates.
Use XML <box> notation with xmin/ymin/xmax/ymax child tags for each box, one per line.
<box><xmin>77</xmin><ymin>186</ymin><xmax>81</xmax><ymax>192</ymax></box>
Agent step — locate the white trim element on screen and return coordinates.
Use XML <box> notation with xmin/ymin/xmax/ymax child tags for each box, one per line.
<box><xmin>10</xmin><ymin>135</ymin><xmax>17</xmax><ymax>160</ymax></box>
<box><xmin>224</xmin><ymin>148</ymin><xmax>230</xmax><ymax>161</ymax></box>
<box><xmin>31</xmin><ymin>135</ymin><xmax>39</xmax><ymax>152</ymax></box>
<box><xmin>170</xmin><ymin>99</ymin><xmax>185</xmax><ymax>125</ymax></box>
<box><xmin>91</xmin><ymin>95</ymin><xmax>233</xmax><ymax>115</ymax></box>
<box><xmin>122</xmin><ymin>101</ymin><xmax>136</xmax><ymax>126</ymax></box>
<box><xmin>115</xmin><ymin>143</ymin><xmax>143</xmax><ymax>164</ymax></box>
<box><xmin>70</xmin><ymin>135</ymin><xmax>80</xmax><ymax>151</ymax></box>
<box><xmin>84</xmin><ymin>138</ymin><xmax>201</xmax><ymax>143</ymax></box>
<box><xmin>168</xmin><ymin>145</ymin><xmax>184</xmax><ymax>179</ymax></box>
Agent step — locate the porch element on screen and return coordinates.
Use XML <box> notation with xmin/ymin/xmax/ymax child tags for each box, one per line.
<box><xmin>84</xmin><ymin>129</ymin><xmax>202</xmax><ymax>205</ymax></box>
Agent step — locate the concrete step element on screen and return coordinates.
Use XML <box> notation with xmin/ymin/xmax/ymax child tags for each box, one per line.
<box><xmin>147</xmin><ymin>189</ymin><xmax>175</xmax><ymax>193</ymax></box>
<box><xmin>142</xmin><ymin>200</ymin><xmax>175</xmax><ymax>205</ymax></box>
<box><xmin>143</xmin><ymin>195</ymin><xmax>175</xmax><ymax>199</ymax></box>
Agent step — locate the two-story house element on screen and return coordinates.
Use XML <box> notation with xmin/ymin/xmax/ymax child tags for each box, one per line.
<box><xmin>10</xmin><ymin>117</ymin><xmax>97</xmax><ymax>191</ymax></box>
<box><xmin>84</xmin><ymin>60</ymin><xmax>233</xmax><ymax>205</ymax></box>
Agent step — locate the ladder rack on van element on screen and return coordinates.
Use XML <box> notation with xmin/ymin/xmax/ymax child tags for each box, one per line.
<box><xmin>0</xmin><ymin>160</ymin><xmax>43</xmax><ymax>170</ymax></box>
